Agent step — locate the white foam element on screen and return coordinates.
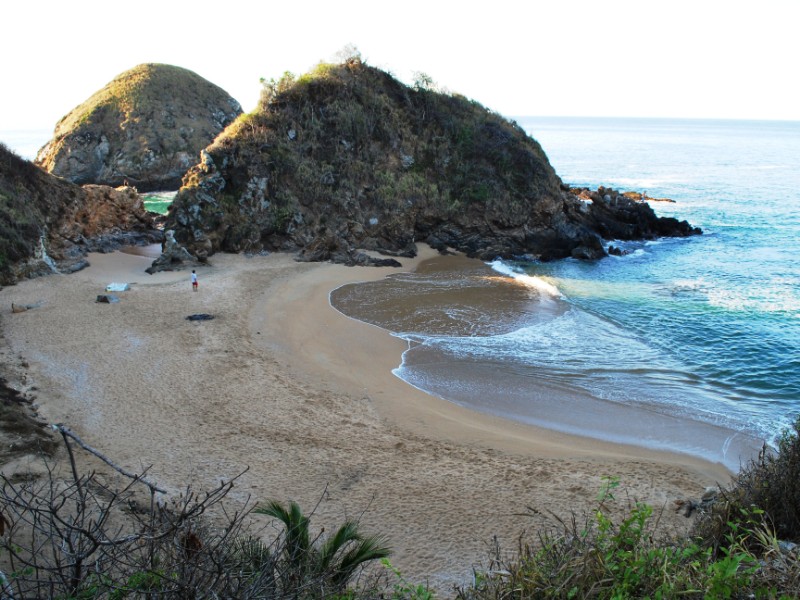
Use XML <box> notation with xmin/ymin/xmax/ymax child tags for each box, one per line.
<box><xmin>707</xmin><ymin>287</ymin><xmax>800</xmax><ymax>314</ymax></box>
<box><xmin>608</xmin><ymin>176</ymin><xmax>684</xmax><ymax>189</ymax></box>
<box><xmin>487</xmin><ymin>260</ymin><xmax>562</xmax><ymax>298</ymax></box>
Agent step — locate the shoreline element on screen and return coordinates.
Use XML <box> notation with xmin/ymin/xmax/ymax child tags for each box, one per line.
<box><xmin>0</xmin><ymin>247</ymin><xmax>737</xmax><ymax>590</ymax></box>
<box><xmin>259</xmin><ymin>247</ymin><xmax>744</xmax><ymax>479</ymax></box>
<box><xmin>324</xmin><ymin>251</ymin><xmax>762</xmax><ymax>473</ymax></box>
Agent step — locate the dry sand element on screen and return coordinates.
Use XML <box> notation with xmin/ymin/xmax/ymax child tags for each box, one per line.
<box><xmin>0</xmin><ymin>246</ymin><xmax>737</xmax><ymax>592</ymax></box>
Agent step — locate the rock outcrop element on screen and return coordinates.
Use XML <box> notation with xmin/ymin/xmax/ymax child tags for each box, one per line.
<box><xmin>153</xmin><ymin>59</ymin><xmax>699</xmax><ymax>270</ymax></box>
<box><xmin>0</xmin><ymin>143</ymin><xmax>161</xmax><ymax>286</ymax></box>
<box><xmin>36</xmin><ymin>63</ymin><xmax>242</xmax><ymax>192</ymax></box>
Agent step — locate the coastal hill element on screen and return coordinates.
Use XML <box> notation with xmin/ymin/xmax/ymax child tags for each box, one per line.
<box><xmin>155</xmin><ymin>57</ymin><xmax>698</xmax><ymax>270</ymax></box>
<box><xmin>35</xmin><ymin>63</ymin><xmax>242</xmax><ymax>192</ymax></box>
<box><xmin>0</xmin><ymin>143</ymin><xmax>159</xmax><ymax>286</ymax></box>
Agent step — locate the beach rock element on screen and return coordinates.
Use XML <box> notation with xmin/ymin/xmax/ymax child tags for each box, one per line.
<box><xmin>779</xmin><ymin>540</ymin><xmax>798</xmax><ymax>556</ymax></box>
<box><xmin>674</xmin><ymin>485</ymin><xmax>722</xmax><ymax>517</ymax></box>
<box><xmin>154</xmin><ymin>59</ymin><xmax>701</xmax><ymax>270</ymax></box>
<box><xmin>145</xmin><ymin>230</ymin><xmax>198</xmax><ymax>273</ymax></box>
<box><xmin>0</xmin><ymin>376</ymin><xmax>58</xmax><ymax>462</ymax></box>
<box><xmin>35</xmin><ymin>63</ymin><xmax>242</xmax><ymax>192</ymax></box>
<box><xmin>186</xmin><ymin>313</ymin><xmax>214</xmax><ymax>321</ymax></box>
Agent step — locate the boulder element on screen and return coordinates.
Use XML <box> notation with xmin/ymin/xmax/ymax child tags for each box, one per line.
<box><xmin>145</xmin><ymin>230</ymin><xmax>197</xmax><ymax>273</ymax></box>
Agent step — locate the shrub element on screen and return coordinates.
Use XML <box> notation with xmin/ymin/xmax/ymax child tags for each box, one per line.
<box><xmin>459</xmin><ymin>472</ymin><xmax>800</xmax><ymax>599</ymax></box>
<box><xmin>737</xmin><ymin>418</ymin><xmax>800</xmax><ymax>540</ymax></box>
<box><xmin>692</xmin><ymin>418</ymin><xmax>800</xmax><ymax>552</ymax></box>
<box><xmin>0</xmin><ymin>426</ymin><xmax>391</xmax><ymax>599</ymax></box>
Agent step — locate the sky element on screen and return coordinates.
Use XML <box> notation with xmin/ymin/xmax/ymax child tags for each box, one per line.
<box><xmin>1</xmin><ymin>0</ymin><xmax>798</xmax><ymax>143</ymax></box>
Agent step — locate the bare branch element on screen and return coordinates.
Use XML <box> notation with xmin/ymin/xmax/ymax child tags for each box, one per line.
<box><xmin>54</xmin><ymin>424</ymin><xmax>167</xmax><ymax>494</ymax></box>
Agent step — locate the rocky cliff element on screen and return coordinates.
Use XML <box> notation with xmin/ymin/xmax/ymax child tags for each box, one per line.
<box><xmin>36</xmin><ymin>63</ymin><xmax>242</xmax><ymax>192</ymax></box>
<box><xmin>153</xmin><ymin>58</ymin><xmax>698</xmax><ymax>270</ymax></box>
<box><xmin>0</xmin><ymin>143</ymin><xmax>160</xmax><ymax>286</ymax></box>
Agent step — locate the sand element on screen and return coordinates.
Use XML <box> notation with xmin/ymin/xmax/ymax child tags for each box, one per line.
<box><xmin>0</xmin><ymin>246</ymin><xmax>737</xmax><ymax>592</ymax></box>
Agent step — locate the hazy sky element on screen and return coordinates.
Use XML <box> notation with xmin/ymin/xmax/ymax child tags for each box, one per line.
<box><xmin>2</xmin><ymin>0</ymin><xmax>798</xmax><ymax>135</ymax></box>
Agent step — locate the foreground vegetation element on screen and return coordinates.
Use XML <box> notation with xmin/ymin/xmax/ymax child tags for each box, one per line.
<box><xmin>459</xmin><ymin>419</ymin><xmax>800</xmax><ymax>599</ymax></box>
<box><xmin>1</xmin><ymin>420</ymin><xmax>798</xmax><ymax>598</ymax></box>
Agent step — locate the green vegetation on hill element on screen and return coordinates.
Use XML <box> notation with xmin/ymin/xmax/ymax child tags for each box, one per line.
<box><xmin>0</xmin><ymin>144</ymin><xmax>44</xmax><ymax>272</ymax></box>
<box><xmin>53</xmin><ymin>63</ymin><xmax>232</xmax><ymax>138</ymax></box>
<box><xmin>168</xmin><ymin>55</ymin><xmax>584</xmax><ymax>263</ymax></box>
<box><xmin>165</xmin><ymin>55</ymin><xmax>696</xmax><ymax>268</ymax></box>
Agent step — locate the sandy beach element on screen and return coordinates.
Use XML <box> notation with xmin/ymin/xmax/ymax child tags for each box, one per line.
<box><xmin>0</xmin><ymin>246</ymin><xmax>737</xmax><ymax>591</ymax></box>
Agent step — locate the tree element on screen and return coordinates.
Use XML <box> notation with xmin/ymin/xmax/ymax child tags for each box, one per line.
<box><xmin>335</xmin><ymin>43</ymin><xmax>362</xmax><ymax>65</ymax></box>
<box><xmin>413</xmin><ymin>71</ymin><xmax>436</xmax><ymax>92</ymax></box>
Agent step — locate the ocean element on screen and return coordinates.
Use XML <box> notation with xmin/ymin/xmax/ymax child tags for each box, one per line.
<box><xmin>330</xmin><ymin>117</ymin><xmax>800</xmax><ymax>471</ymax></box>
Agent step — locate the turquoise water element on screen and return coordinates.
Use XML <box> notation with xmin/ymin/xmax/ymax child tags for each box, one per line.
<box><xmin>142</xmin><ymin>191</ymin><xmax>177</xmax><ymax>215</ymax></box>
<box><xmin>513</xmin><ymin>117</ymin><xmax>800</xmax><ymax>432</ymax></box>
<box><xmin>333</xmin><ymin>118</ymin><xmax>800</xmax><ymax>468</ymax></box>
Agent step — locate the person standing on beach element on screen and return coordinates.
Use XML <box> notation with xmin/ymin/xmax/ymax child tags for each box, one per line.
<box><xmin>191</xmin><ymin>270</ymin><xmax>198</xmax><ymax>291</ymax></box>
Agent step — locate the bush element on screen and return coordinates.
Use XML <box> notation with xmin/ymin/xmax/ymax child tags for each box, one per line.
<box><xmin>736</xmin><ymin>418</ymin><xmax>800</xmax><ymax>541</ymax></box>
<box><xmin>0</xmin><ymin>426</ymin><xmax>392</xmax><ymax>599</ymax></box>
<box><xmin>459</xmin><ymin>470</ymin><xmax>800</xmax><ymax>599</ymax></box>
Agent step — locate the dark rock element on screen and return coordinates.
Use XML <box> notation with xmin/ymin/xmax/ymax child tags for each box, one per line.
<box><xmin>569</xmin><ymin>186</ymin><xmax>701</xmax><ymax>242</ymax></box>
<box><xmin>145</xmin><ymin>230</ymin><xmax>197</xmax><ymax>274</ymax></box>
<box><xmin>186</xmin><ymin>313</ymin><xmax>214</xmax><ymax>321</ymax></box>
<box><xmin>570</xmin><ymin>235</ymin><xmax>606</xmax><ymax>260</ymax></box>
<box><xmin>0</xmin><ymin>376</ymin><xmax>58</xmax><ymax>461</ymax></box>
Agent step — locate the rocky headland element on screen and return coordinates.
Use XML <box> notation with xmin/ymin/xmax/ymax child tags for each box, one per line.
<box><xmin>0</xmin><ymin>143</ymin><xmax>160</xmax><ymax>286</ymax></box>
<box><xmin>35</xmin><ymin>63</ymin><xmax>242</xmax><ymax>192</ymax></box>
<box><xmin>152</xmin><ymin>58</ymin><xmax>699</xmax><ymax>271</ymax></box>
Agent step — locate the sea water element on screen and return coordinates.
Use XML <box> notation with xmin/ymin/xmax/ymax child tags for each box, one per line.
<box><xmin>513</xmin><ymin>117</ymin><xmax>800</xmax><ymax>433</ymax></box>
<box><xmin>332</xmin><ymin>117</ymin><xmax>800</xmax><ymax>469</ymax></box>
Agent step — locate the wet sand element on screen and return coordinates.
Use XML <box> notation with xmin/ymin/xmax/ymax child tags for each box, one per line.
<box><xmin>330</xmin><ymin>255</ymin><xmax>762</xmax><ymax>471</ymax></box>
<box><xmin>0</xmin><ymin>247</ymin><xmax>738</xmax><ymax>591</ymax></box>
